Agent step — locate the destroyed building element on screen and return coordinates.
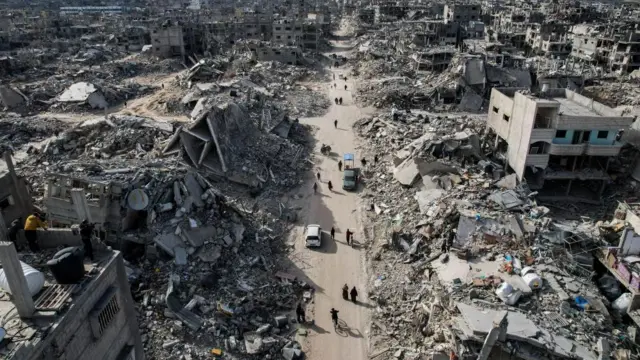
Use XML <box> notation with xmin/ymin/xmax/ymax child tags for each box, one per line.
<box><xmin>150</xmin><ymin>22</ymin><xmax>186</xmax><ymax>60</ymax></box>
<box><xmin>487</xmin><ymin>87</ymin><xmax>634</xmax><ymax>199</ymax></box>
<box><xmin>0</xmin><ymin>245</ymin><xmax>143</xmax><ymax>360</ymax></box>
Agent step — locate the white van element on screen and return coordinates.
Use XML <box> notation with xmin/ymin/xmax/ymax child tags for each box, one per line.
<box><xmin>305</xmin><ymin>224</ymin><xmax>322</xmax><ymax>247</ymax></box>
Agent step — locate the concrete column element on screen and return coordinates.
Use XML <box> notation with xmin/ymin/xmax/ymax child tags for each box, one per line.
<box><xmin>0</xmin><ymin>211</ymin><xmax>8</xmax><ymax>243</ymax></box>
<box><xmin>70</xmin><ymin>188</ymin><xmax>93</xmax><ymax>223</ymax></box>
<box><xmin>599</xmin><ymin>180</ymin><xmax>607</xmax><ymax>197</ymax></box>
<box><xmin>3</xmin><ymin>152</ymin><xmax>28</xmax><ymax>219</ymax></box>
<box><xmin>115</xmin><ymin>252</ymin><xmax>145</xmax><ymax>360</ymax></box>
<box><xmin>477</xmin><ymin>311</ymin><xmax>507</xmax><ymax>360</ymax></box>
<box><xmin>566</xmin><ymin>179</ymin><xmax>573</xmax><ymax>196</ymax></box>
<box><xmin>0</xmin><ymin>242</ymin><xmax>35</xmax><ymax>318</ymax></box>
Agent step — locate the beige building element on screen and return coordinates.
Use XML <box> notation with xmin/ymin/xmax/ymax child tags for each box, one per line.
<box><xmin>487</xmin><ymin>87</ymin><xmax>634</xmax><ymax>198</ymax></box>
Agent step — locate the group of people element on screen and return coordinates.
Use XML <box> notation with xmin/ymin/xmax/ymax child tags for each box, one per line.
<box><xmin>329</xmin><ymin>227</ymin><xmax>354</xmax><ymax>246</ymax></box>
<box><xmin>312</xmin><ymin>180</ymin><xmax>333</xmax><ymax>193</ymax></box>
<box><xmin>7</xmin><ymin>213</ymin><xmax>96</xmax><ymax>260</ymax></box>
<box><xmin>328</xmin><ymin>283</ymin><xmax>359</xmax><ymax>328</ymax></box>
<box><xmin>342</xmin><ymin>284</ymin><xmax>358</xmax><ymax>303</ymax></box>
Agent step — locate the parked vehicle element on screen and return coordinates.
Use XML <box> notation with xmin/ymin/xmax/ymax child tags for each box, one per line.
<box><xmin>304</xmin><ymin>224</ymin><xmax>322</xmax><ymax>247</ymax></box>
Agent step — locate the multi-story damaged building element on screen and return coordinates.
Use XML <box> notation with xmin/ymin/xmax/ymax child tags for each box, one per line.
<box><xmin>526</xmin><ymin>22</ymin><xmax>571</xmax><ymax>56</ymax></box>
<box><xmin>570</xmin><ymin>27</ymin><xmax>640</xmax><ymax>73</ymax></box>
<box><xmin>150</xmin><ymin>23</ymin><xmax>185</xmax><ymax>59</ymax></box>
<box><xmin>247</xmin><ymin>41</ymin><xmax>303</xmax><ymax>64</ymax></box>
<box><xmin>0</xmin><ymin>245</ymin><xmax>143</xmax><ymax>360</ymax></box>
<box><xmin>443</xmin><ymin>3</ymin><xmax>482</xmax><ymax>24</ymax></box>
<box><xmin>487</xmin><ymin>87</ymin><xmax>634</xmax><ymax>199</ymax></box>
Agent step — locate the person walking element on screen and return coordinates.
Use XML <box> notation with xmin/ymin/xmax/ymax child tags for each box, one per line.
<box><xmin>330</xmin><ymin>308</ymin><xmax>339</xmax><ymax>328</ymax></box>
<box><xmin>296</xmin><ymin>303</ymin><xmax>306</xmax><ymax>323</ymax></box>
<box><xmin>328</xmin><ymin>181</ymin><xmax>333</xmax><ymax>192</ymax></box>
<box><xmin>361</xmin><ymin>158</ymin><xmax>367</xmax><ymax>167</ymax></box>
<box><xmin>345</xmin><ymin>229</ymin><xmax>351</xmax><ymax>245</ymax></box>
<box><xmin>330</xmin><ymin>226</ymin><xmax>335</xmax><ymax>239</ymax></box>
<box><xmin>334</xmin><ymin>83</ymin><xmax>336</xmax><ymax>89</ymax></box>
<box><xmin>344</xmin><ymin>84</ymin><xmax>347</xmax><ymax>90</ymax></box>
<box><xmin>374</xmin><ymin>155</ymin><xmax>379</xmax><ymax>164</ymax></box>
<box><xmin>334</xmin><ymin>119</ymin><xmax>338</xmax><ymax>128</ymax></box>
<box><xmin>313</xmin><ymin>182</ymin><xmax>318</xmax><ymax>194</ymax></box>
<box><xmin>7</xmin><ymin>217</ymin><xmax>22</xmax><ymax>250</ymax></box>
<box><xmin>350</xmin><ymin>286</ymin><xmax>358</xmax><ymax>303</ymax></box>
<box><xmin>317</xmin><ymin>171</ymin><xmax>321</xmax><ymax>181</ymax></box>
<box><xmin>333</xmin><ymin>74</ymin><xmax>335</xmax><ymax>80</ymax></box>
<box><xmin>79</xmin><ymin>219</ymin><xmax>95</xmax><ymax>261</ymax></box>
<box><xmin>24</xmin><ymin>213</ymin><xmax>47</xmax><ymax>252</ymax></box>
<box><xmin>338</xmin><ymin>160</ymin><xmax>342</xmax><ymax>171</ymax></box>
<box><xmin>342</xmin><ymin>284</ymin><xmax>349</xmax><ymax>300</ymax></box>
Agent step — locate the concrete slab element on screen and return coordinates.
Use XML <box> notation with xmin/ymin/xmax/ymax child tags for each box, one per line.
<box><xmin>233</xmin><ymin>224</ymin><xmax>245</xmax><ymax>244</ymax></box>
<box><xmin>184</xmin><ymin>172</ymin><xmax>205</xmax><ymax>207</ymax></box>
<box><xmin>394</xmin><ymin>158</ymin><xmax>421</xmax><ymax>186</ymax></box>
<box><xmin>198</xmin><ymin>246</ymin><xmax>221</xmax><ymax>263</ymax></box>
<box><xmin>183</xmin><ymin>226</ymin><xmax>216</xmax><ymax>247</ymax></box>
<box><xmin>415</xmin><ymin>189</ymin><xmax>445</xmax><ymax>214</ymax></box>
<box><xmin>455</xmin><ymin>302</ymin><xmax>597</xmax><ymax>360</ymax></box>
<box><xmin>488</xmin><ymin>190</ymin><xmax>525</xmax><ymax>209</ymax></box>
<box><xmin>496</xmin><ymin>174</ymin><xmax>517</xmax><ymax>189</ymax></box>
<box><xmin>154</xmin><ymin>233</ymin><xmax>184</xmax><ymax>256</ymax></box>
<box><xmin>174</xmin><ymin>247</ymin><xmax>188</xmax><ymax>265</ymax></box>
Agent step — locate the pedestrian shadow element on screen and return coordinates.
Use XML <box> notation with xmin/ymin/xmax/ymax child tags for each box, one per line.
<box><xmin>349</xmin><ymin>240</ymin><xmax>364</xmax><ymax>249</ymax></box>
<box><xmin>328</xmin><ymin>190</ymin><xmax>345</xmax><ymax>196</ymax></box>
<box><xmin>354</xmin><ymin>300</ymin><xmax>376</xmax><ymax>309</ymax></box>
<box><xmin>306</xmin><ymin>322</ymin><xmax>330</xmax><ymax>334</ymax></box>
<box><xmin>346</xmin><ymin>327</ymin><xmax>363</xmax><ymax>338</ymax></box>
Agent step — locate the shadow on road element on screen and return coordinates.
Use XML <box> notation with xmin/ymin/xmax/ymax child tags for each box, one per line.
<box><xmin>307</xmin><ymin>322</ymin><xmax>330</xmax><ymax>335</ymax></box>
<box><xmin>312</xmin><ymin>231</ymin><xmax>337</xmax><ymax>254</ymax></box>
<box><xmin>334</xmin><ymin>319</ymin><xmax>349</xmax><ymax>337</ymax></box>
<box><xmin>354</xmin><ymin>300</ymin><xmax>376</xmax><ymax>309</ymax></box>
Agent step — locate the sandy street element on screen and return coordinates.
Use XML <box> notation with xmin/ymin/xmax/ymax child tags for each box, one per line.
<box><xmin>287</xmin><ymin>29</ymin><xmax>374</xmax><ymax>360</ymax></box>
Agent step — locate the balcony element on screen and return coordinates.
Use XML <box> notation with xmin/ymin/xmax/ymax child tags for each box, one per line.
<box><xmin>585</xmin><ymin>142</ymin><xmax>623</xmax><ymax>156</ymax></box>
<box><xmin>530</xmin><ymin>128</ymin><xmax>555</xmax><ymax>142</ymax></box>
<box><xmin>548</xmin><ymin>143</ymin><xmax>586</xmax><ymax>156</ymax></box>
<box><xmin>525</xmin><ymin>154</ymin><xmax>550</xmax><ymax>167</ymax></box>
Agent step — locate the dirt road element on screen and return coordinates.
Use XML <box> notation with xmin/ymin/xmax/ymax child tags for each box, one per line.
<box><xmin>290</xmin><ymin>33</ymin><xmax>373</xmax><ymax>360</ymax></box>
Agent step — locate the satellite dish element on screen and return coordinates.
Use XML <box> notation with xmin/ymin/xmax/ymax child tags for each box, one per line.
<box><xmin>127</xmin><ymin>189</ymin><xmax>150</xmax><ymax>211</ymax></box>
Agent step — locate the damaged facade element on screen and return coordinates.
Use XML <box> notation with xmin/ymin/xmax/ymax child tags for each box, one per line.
<box><xmin>487</xmin><ymin>87</ymin><xmax>633</xmax><ymax>199</ymax></box>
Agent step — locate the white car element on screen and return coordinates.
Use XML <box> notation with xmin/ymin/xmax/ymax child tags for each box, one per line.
<box><xmin>305</xmin><ymin>224</ymin><xmax>322</xmax><ymax>247</ymax></box>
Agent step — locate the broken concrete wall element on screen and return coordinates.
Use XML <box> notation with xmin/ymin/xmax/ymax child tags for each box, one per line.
<box><xmin>0</xmin><ymin>85</ymin><xmax>27</xmax><ymax>108</ymax></box>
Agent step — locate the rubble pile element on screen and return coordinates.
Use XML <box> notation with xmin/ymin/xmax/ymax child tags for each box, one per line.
<box><xmin>351</xmin><ymin>57</ymin><xmax>414</xmax><ymax>80</ymax></box>
<box><xmin>0</xmin><ymin>115</ymin><xmax>68</xmax><ymax>154</ymax></box>
<box><xmin>583</xmin><ymin>80</ymin><xmax>640</xmax><ymax>107</ymax></box>
<box><xmin>280</xmin><ymin>86</ymin><xmax>332</xmax><ymax>117</ymax></box>
<box><xmin>18</xmin><ymin>80</ymin><xmax>155</xmax><ymax>112</ymax></box>
<box><xmin>180</xmin><ymin>58</ymin><xmax>330</xmax><ymax>118</ymax></box>
<box><xmin>355</xmin><ymin>77</ymin><xmax>436</xmax><ymax>109</ymax></box>
<box><xmin>355</xmin><ymin>111</ymin><xmax>635</xmax><ymax>359</ymax></box>
<box><xmin>131</xmin><ymin>171</ymin><xmax>311</xmax><ymax>358</ymax></box>
<box><xmin>167</xmin><ymin>101</ymin><xmax>313</xmax><ymax>191</ymax></box>
<box><xmin>16</xmin><ymin>115</ymin><xmax>175</xmax><ymax>192</ymax></box>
